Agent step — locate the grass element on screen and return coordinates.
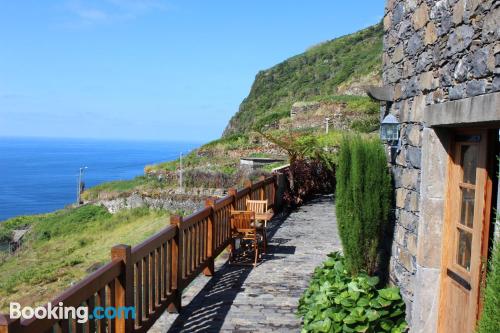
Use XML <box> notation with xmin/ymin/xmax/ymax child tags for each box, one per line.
<box><xmin>81</xmin><ymin>176</ymin><xmax>170</xmax><ymax>200</ymax></box>
<box><xmin>477</xmin><ymin>220</ymin><xmax>500</xmax><ymax>333</ymax></box>
<box><xmin>310</xmin><ymin>95</ymin><xmax>379</xmax><ymax>114</ymax></box>
<box><xmin>0</xmin><ymin>205</ymin><xmax>170</xmax><ymax>312</ymax></box>
<box><xmin>201</xmin><ymin>133</ymin><xmax>251</xmax><ymax>150</ymax></box>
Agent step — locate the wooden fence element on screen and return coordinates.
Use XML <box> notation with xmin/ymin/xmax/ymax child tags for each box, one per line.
<box><xmin>0</xmin><ymin>175</ymin><xmax>277</xmax><ymax>333</ymax></box>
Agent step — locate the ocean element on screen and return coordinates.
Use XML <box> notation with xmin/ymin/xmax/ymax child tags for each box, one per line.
<box><xmin>0</xmin><ymin>137</ymin><xmax>200</xmax><ymax>221</ymax></box>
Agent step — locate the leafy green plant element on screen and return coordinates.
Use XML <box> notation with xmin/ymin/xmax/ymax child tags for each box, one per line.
<box><xmin>336</xmin><ymin>135</ymin><xmax>391</xmax><ymax>275</ymax></box>
<box><xmin>256</xmin><ymin>128</ymin><xmax>336</xmax><ymax>206</ymax></box>
<box><xmin>298</xmin><ymin>252</ymin><xmax>407</xmax><ymax>333</ymax></box>
<box><xmin>477</xmin><ymin>229</ymin><xmax>500</xmax><ymax>333</ymax></box>
<box><xmin>256</xmin><ymin>128</ymin><xmax>335</xmax><ymax>167</ymax></box>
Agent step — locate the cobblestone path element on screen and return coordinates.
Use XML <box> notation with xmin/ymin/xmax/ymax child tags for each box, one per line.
<box><xmin>149</xmin><ymin>195</ymin><xmax>341</xmax><ymax>333</ymax></box>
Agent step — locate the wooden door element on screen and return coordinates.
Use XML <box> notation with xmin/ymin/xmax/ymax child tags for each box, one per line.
<box><xmin>438</xmin><ymin>130</ymin><xmax>494</xmax><ymax>333</ymax></box>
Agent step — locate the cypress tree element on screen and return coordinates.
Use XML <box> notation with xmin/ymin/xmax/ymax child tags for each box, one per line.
<box><xmin>336</xmin><ymin>135</ymin><xmax>391</xmax><ymax>275</ymax></box>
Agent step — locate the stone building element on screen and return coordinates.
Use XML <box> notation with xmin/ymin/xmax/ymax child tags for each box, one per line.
<box><xmin>374</xmin><ymin>0</ymin><xmax>499</xmax><ymax>332</ymax></box>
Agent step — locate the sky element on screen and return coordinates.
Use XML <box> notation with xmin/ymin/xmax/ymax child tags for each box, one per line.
<box><xmin>0</xmin><ymin>0</ymin><xmax>384</xmax><ymax>142</ymax></box>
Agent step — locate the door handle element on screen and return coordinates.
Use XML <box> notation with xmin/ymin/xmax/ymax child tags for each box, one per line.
<box><xmin>447</xmin><ymin>269</ymin><xmax>472</xmax><ymax>290</ymax></box>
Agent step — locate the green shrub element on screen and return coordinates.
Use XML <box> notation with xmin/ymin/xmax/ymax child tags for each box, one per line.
<box><xmin>0</xmin><ymin>229</ymin><xmax>11</xmax><ymax>243</ymax></box>
<box><xmin>477</xmin><ymin>234</ymin><xmax>500</xmax><ymax>333</ymax></box>
<box><xmin>350</xmin><ymin>117</ymin><xmax>380</xmax><ymax>133</ymax></box>
<box><xmin>34</xmin><ymin>205</ymin><xmax>111</xmax><ymax>240</ymax></box>
<box><xmin>298</xmin><ymin>252</ymin><xmax>407</xmax><ymax>333</ymax></box>
<box><xmin>336</xmin><ymin>135</ymin><xmax>391</xmax><ymax>275</ymax></box>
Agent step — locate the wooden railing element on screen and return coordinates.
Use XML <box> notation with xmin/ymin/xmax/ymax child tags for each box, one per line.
<box><xmin>0</xmin><ymin>175</ymin><xmax>278</xmax><ymax>333</ymax></box>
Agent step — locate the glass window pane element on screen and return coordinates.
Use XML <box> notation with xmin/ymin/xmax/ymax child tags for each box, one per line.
<box><xmin>460</xmin><ymin>187</ymin><xmax>475</xmax><ymax>228</ymax></box>
<box><xmin>456</xmin><ymin>229</ymin><xmax>472</xmax><ymax>271</ymax></box>
<box><xmin>461</xmin><ymin>145</ymin><xmax>478</xmax><ymax>184</ymax></box>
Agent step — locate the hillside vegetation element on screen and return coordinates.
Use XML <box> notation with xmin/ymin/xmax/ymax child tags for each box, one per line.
<box><xmin>0</xmin><ymin>206</ymin><xmax>169</xmax><ymax>311</ymax></box>
<box><xmin>223</xmin><ymin>23</ymin><xmax>383</xmax><ymax>136</ymax></box>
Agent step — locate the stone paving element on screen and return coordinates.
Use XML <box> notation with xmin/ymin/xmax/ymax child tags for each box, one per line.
<box><xmin>149</xmin><ymin>195</ymin><xmax>341</xmax><ymax>333</ymax></box>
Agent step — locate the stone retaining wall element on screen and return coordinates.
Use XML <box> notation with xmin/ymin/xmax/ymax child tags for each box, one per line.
<box><xmin>86</xmin><ymin>188</ymin><xmax>226</xmax><ymax>214</ymax></box>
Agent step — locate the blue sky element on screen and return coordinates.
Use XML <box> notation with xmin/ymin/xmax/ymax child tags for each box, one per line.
<box><xmin>0</xmin><ymin>0</ymin><xmax>384</xmax><ymax>142</ymax></box>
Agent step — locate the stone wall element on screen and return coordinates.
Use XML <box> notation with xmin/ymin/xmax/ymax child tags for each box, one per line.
<box><xmin>382</xmin><ymin>0</ymin><xmax>499</xmax><ymax>329</ymax></box>
<box><xmin>283</xmin><ymin>101</ymin><xmax>370</xmax><ymax>131</ymax></box>
<box><xmin>288</xmin><ymin>101</ymin><xmax>352</xmax><ymax>131</ymax></box>
<box><xmin>85</xmin><ymin>187</ymin><xmax>226</xmax><ymax>214</ymax></box>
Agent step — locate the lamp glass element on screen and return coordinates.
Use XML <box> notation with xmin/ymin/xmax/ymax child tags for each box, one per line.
<box><xmin>380</xmin><ymin>114</ymin><xmax>399</xmax><ymax>143</ymax></box>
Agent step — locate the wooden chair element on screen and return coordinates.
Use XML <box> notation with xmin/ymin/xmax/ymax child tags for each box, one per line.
<box><xmin>230</xmin><ymin>211</ymin><xmax>262</xmax><ymax>267</ymax></box>
<box><xmin>246</xmin><ymin>200</ymin><xmax>273</xmax><ymax>227</ymax></box>
<box><xmin>246</xmin><ymin>200</ymin><xmax>273</xmax><ymax>252</ymax></box>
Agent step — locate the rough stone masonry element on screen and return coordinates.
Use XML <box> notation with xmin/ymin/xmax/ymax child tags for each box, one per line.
<box><xmin>382</xmin><ymin>0</ymin><xmax>499</xmax><ymax>330</ymax></box>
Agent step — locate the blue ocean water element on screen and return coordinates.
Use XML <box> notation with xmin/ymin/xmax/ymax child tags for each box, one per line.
<box><xmin>0</xmin><ymin>137</ymin><xmax>200</xmax><ymax>221</ymax></box>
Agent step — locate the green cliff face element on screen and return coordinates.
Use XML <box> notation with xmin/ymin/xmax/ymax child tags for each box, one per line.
<box><xmin>223</xmin><ymin>22</ymin><xmax>383</xmax><ymax>136</ymax></box>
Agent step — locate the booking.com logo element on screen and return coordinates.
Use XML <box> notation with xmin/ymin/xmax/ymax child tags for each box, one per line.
<box><xmin>10</xmin><ymin>302</ymin><xmax>136</xmax><ymax>324</ymax></box>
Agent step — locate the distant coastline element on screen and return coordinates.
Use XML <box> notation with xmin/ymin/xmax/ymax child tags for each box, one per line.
<box><xmin>0</xmin><ymin>137</ymin><xmax>200</xmax><ymax>221</ymax></box>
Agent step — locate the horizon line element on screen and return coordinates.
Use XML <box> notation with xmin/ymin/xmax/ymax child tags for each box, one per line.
<box><xmin>0</xmin><ymin>135</ymin><xmax>208</xmax><ymax>144</ymax></box>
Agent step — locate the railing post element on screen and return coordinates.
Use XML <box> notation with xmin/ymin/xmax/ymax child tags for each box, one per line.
<box><xmin>272</xmin><ymin>174</ymin><xmax>278</xmax><ymax>209</ymax></box>
<box><xmin>228</xmin><ymin>188</ymin><xmax>237</xmax><ymax>211</ymax></box>
<box><xmin>203</xmin><ymin>198</ymin><xmax>216</xmax><ymax>276</ymax></box>
<box><xmin>227</xmin><ymin>188</ymin><xmax>238</xmax><ymax>258</ymax></box>
<box><xmin>168</xmin><ymin>215</ymin><xmax>182</xmax><ymax>313</ymax></box>
<box><xmin>110</xmin><ymin>244</ymin><xmax>133</xmax><ymax>333</ymax></box>
<box><xmin>259</xmin><ymin>175</ymin><xmax>266</xmax><ymax>200</ymax></box>
<box><xmin>244</xmin><ymin>179</ymin><xmax>252</xmax><ymax>202</ymax></box>
<box><xmin>272</xmin><ymin>171</ymin><xmax>282</xmax><ymax>211</ymax></box>
<box><xmin>0</xmin><ymin>315</ymin><xmax>21</xmax><ymax>333</ymax></box>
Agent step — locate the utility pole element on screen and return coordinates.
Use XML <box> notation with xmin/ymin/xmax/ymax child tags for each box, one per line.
<box><xmin>179</xmin><ymin>152</ymin><xmax>183</xmax><ymax>193</ymax></box>
<box><xmin>77</xmin><ymin>166</ymin><xmax>88</xmax><ymax>205</ymax></box>
<box><xmin>325</xmin><ymin>117</ymin><xmax>330</xmax><ymax>134</ymax></box>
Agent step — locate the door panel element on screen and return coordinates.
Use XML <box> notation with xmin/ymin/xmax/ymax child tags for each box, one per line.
<box><xmin>445</xmin><ymin>284</ymin><xmax>469</xmax><ymax>332</ymax></box>
<box><xmin>438</xmin><ymin>130</ymin><xmax>493</xmax><ymax>333</ymax></box>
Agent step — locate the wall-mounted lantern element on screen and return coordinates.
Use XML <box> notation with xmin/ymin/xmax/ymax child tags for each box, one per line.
<box><xmin>380</xmin><ymin>114</ymin><xmax>399</xmax><ymax>145</ymax></box>
<box><xmin>380</xmin><ymin>114</ymin><xmax>400</xmax><ymax>163</ymax></box>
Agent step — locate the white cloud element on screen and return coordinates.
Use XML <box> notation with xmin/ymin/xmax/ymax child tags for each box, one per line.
<box><xmin>72</xmin><ymin>6</ymin><xmax>109</xmax><ymax>21</ymax></box>
<box><xmin>107</xmin><ymin>0</ymin><xmax>167</xmax><ymax>12</ymax></box>
<box><xmin>65</xmin><ymin>0</ymin><xmax>168</xmax><ymax>25</ymax></box>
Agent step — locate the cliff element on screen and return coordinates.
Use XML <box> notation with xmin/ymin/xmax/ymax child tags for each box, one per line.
<box><xmin>223</xmin><ymin>23</ymin><xmax>383</xmax><ymax>136</ymax></box>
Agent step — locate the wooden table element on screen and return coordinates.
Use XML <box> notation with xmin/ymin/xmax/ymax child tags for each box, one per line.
<box><xmin>255</xmin><ymin>212</ymin><xmax>273</xmax><ymax>253</ymax></box>
<box><xmin>255</xmin><ymin>212</ymin><xmax>273</xmax><ymax>228</ymax></box>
